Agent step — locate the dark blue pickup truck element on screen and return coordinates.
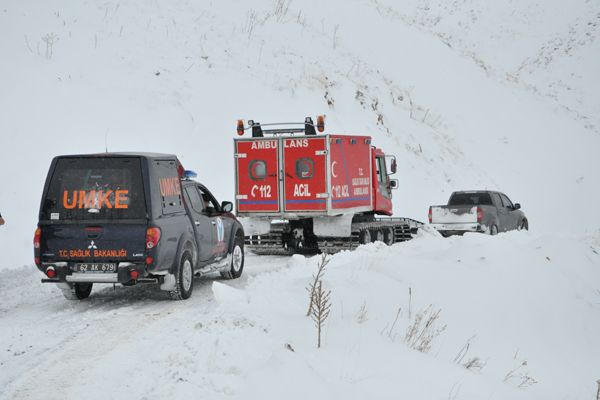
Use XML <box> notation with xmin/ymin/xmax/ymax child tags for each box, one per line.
<box><xmin>34</xmin><ymin>153</ymin><xmax>244</xmax><ymax>300</ymax></box>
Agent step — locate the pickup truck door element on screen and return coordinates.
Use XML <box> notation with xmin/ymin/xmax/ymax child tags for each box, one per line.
<box><xmin>183</xmin><ymin>185</ymin><xmax>215</xmax><ymax>262</ymax></box>
<box><xmin>491</xmin><ymin>193</ymin><xmax>508</xmax><ymax>231</ymax></box>
<box><xmin>198</xmin><ymin>186</ymin><xmax>229</xmax><ymax>260</ymax></box>
<box><xmin>500</xmin><ymin>193</ymin><xmax>519</xmax><ymax>231</ymax></box>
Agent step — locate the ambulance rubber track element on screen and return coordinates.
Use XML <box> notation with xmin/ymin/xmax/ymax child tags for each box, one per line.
<box><xmin>246</xmin><ymin>218</ymin><xmax>423</xmax><ymax>255</ymax></box>
<box><xmin>245</xmin><ymin>222</ymin><xmax>294</xmax><ymax>255</ymax></box>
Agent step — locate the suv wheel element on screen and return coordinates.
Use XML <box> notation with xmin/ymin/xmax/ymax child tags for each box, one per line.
<box><xmin>221</xmin><ymin>236</ymin><xmax>244</xmax><ymax>280</ymax></box>
<box><xmin>60</xmin><ymin>283</ymin><xmax>93</xmax><ymax>300</ymax></box>
<box><xmin>170</xmin><ymin>252</ymin><xmax>194</xmax><ymax>300</ymax></box>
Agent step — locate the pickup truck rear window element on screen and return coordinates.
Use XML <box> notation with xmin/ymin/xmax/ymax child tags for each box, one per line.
<box><xmin>448</xmin><ymin>192</ymin><xmax>493</xmax><ymax>206</ymax></box>
<box><xmin>41</xmin><ymin>157</ymin><xmax>147</xmax><ymax>221</ymax></box>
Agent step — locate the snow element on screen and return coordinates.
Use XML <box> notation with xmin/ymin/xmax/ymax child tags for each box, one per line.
<box><xmin>0</xmin><ymin>0</ymin><xmax>599</xmax><ymax>398</ymax></box>
<box><xmin>431</xmin><ymin>205</ymin><xmax>477</xmax><ymax>223</ymax></box>
<box><xmin>1</xmin><ymin>232</ymin><xmax>599</xmax><ymax>399</ymax></box>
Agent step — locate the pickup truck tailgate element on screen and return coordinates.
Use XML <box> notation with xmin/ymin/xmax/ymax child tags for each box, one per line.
<box><xmin>430</xmin><ymin>206</ymin><xmax>477</xmax><ymax>224</ymax></box>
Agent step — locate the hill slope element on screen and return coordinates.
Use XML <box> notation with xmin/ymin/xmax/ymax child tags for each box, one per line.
<box><xmin>0</xmin><ymin>0</ymin><xmax>599</xmax><ymax>268</ymax></box>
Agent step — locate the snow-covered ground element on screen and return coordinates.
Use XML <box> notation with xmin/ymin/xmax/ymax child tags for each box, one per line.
<box><xmin>0</xmin><ymin>0</ymin><xmax>599</xmax><ymax>398</ymax></box>
<box><xmin>1</xmin><ymin>231</ymin><xmax>599</xmax><ymax>399</ymax></box>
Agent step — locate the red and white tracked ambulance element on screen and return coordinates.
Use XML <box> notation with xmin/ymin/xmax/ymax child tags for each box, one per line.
<box><xmin>234</xmin><ymin>116</ymin><xmax>421</xmax><ymax>254</ymax></box>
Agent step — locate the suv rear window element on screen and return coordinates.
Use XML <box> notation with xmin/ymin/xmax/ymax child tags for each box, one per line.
<box><xmin>41</xmin><ymin>157</ymin><xmax>147</xmax><ymax>221</ymax></box>
<box><xmin>448</xmin><ymin>192</ymin><xmax>492</xmax><ymax>206</ymax></box>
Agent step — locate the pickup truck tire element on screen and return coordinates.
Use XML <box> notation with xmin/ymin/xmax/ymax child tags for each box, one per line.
<box><xmin>221</xmin><ymin>235</ymin><xmax>244</xmax><ymax>280</ymax></box>
<box><xmin>490</xmin><ymin>225</ymin><xmax>498</xmax><ymax>236</ymax></box>
<box><xmin>60</xmin><ymin>283</ymin><xmax>93</xmax><ymax>300</ymax></box>
<box><xmin>170</xmin><ymin>252</ymin><xmax>194</xmax><ymax>300</ymax></box>
<box><xmin>519</xmin><ymin>219</ymin><xmax>529</xmax><ymax>231</ymax></box>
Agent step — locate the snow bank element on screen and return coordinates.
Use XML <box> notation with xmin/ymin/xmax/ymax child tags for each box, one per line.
<box><xmin>217</xmin><ymin>232</ymin><xmax>600</xmax><ymax>399</ymax></box>
<box><xmin>1</xmin><ymin>233</ymin><xmax>598</xmax><ymax>399</ymax></box>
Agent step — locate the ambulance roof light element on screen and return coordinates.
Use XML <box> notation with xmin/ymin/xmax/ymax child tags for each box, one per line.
<box><xmin>237</xmin><ymin>120</ymin><xmax>245</xmax><ymax>136</ymax></box>
<box><xmin>316</xmin><ymin>115</ymin><xmax>325</xmax><ymax>132</ymax></box>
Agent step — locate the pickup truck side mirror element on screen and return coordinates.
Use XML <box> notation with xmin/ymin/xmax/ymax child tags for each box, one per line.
<box><xmin>390</xmin><ymin>179</ymin><xmax>399</xmax><ymax>190</ymax></box>
<box><xmin>221</xmin><ymin>201</ymin><xmax>233</xmax><ymax>213</ymax></box>
<box><xmin>514</xmin><ymin>203</ymin><xmax>521</xmax><ymax>210</ymax></box>
<box><xmin>390</xmin><ymin>158</ymin><xmax>397</xmax><ymax>174</ymax></box>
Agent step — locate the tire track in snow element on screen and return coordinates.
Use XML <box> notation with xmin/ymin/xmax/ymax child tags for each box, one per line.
<box><xmin>0</xmin><ymin>255</ymin><xmax>287</xmax><ymax>400</ymax></box>
<box><xmin>2</xmin><ymin>282</ymin><xmax>212</xmax><ymax>400</ymax></box>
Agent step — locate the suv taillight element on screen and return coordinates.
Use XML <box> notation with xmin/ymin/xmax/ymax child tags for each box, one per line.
<box><xmin>477</xmin><ymin>207</ymin><xmax>483</xmax><ymax>223</ymax></box>
<box><xmin>428</xmin><ymin>207</ymin><xmax>432</xmax><ymax>223</ymax></box>
<box><xmin>146</xmin><ymin>227</ymin><xmax>161</xmax><ymax>249</ymax></box>
<box><xmin>45</xmin><ymin>266</ymin><xmax>56</xmax><ymax>278</ymax></box>
<box><xmin>34</xmin><ymin>227</ymin><xmax>42</xmax><ymax>266</ymax></box>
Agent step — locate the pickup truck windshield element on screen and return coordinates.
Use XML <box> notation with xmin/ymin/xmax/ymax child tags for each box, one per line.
<box><xmin>448</xmin><ymin>192</ymin><xmax>493</xmax><ymax>206</ymax></box>
<box><xmin>41</xmin><ymin>157</ymin><xmax>146</xmax><ymax>221</ymax></box>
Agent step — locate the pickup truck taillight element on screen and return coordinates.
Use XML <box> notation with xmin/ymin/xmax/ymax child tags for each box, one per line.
<box><xmin>146</xmin><ymin>227</ymin><xmax>162</xmax><ymax>249</ymax></box>
<box><xmin>33</xmin><ymin>227</ymin><xmax>42</xmax><ymax>266</ymax></box>
<box><xmin>477</xmin><ymin>207</ymin><xmax>483</xmax><ymax>223</ymax></box>
<box><xmin>428</xmin><ymin>207</ymin><xmax>432</xmax><ymax>223</ymax></box>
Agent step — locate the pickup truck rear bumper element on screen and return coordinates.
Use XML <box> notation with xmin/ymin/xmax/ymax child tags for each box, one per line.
<box><xmin>431</xmin><ymin>223</ymin><xmax>484</xmax><ymax>236</ymax></box>
<box><xmin>39</xmin><ymin>261</ymin><xmax>151</xmax><ymax>284</ymax></box>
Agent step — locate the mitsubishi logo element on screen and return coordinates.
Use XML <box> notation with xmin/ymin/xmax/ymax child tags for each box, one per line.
<box><xmin>88</xmin><ymin>240</ymin><xmax>98</xmax><ymax>250</ymax></box>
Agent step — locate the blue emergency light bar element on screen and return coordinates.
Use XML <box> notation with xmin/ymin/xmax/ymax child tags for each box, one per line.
<box><xmin>183</xmin><ymin>170</ymin><xmax>198</xmax><ymax>179</ymax></box>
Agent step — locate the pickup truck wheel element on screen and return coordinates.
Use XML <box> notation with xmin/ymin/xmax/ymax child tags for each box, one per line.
<box><xmin>490</xmin><ymin>225</ymin><xmax>498</xmax><ymax>236</ymax></box>
<box><xmin>359</xmin><ymin>229</ymin><xmax>371</xmax><ymax>245</ymax></box>
<box><xmin>170</xmin><ymin>252</ymin><xmax>194</xmax><ymax>300</ymax></box>
<box><xmin>221</xmin><ymin>236</ymin><xmax>244</xmax><ymax>280</ymax></box>
<box><xmin>60</xmin><ymin>283</ymin><xmax>93</xmax><ymax>300</ymax></box>
<box><xmin>519</xmin><ymin>219</ymin><xmax>529</xmax><ymax>231</ymax></box>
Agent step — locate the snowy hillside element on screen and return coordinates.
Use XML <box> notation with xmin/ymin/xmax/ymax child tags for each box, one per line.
<box><xmin>0</xmin><ymin>1</ymin><xmax>599</xmax><ymax>399</ymax></box>
<box><xmin>1</xmin><ymin>0</ymin><xmax>599</xmax><ymax>268</ymax></box>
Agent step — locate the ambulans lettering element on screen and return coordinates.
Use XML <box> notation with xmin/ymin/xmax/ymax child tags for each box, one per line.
<box><xmin>294</xmin><ymin>184</ymin><xmax>311</xmax><ymax>197</ymax></box>
<box><xmin>284</xmin><ymin>139</ymin><xmax>309</xmax><ymax>148</ymax></box>
<box><xmin>251</xmin><ymin>141</ymin><xmax>278</xmax><ymax>150</ymax></box>
<box><xmin>62</xmin><ymin>190</ymin><xmax>130</xmax><ymax>209</ymax></box>
<box><xmin>159</xmin><ymin>177</ymin><xmax>181</xmax><ymax>197</ymax></box>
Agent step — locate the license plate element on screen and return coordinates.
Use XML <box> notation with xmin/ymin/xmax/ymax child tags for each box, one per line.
<box><xmin>74</xmin><ymin>263</ymin><xmax>117</xmax><ymax>273</ymax></box>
